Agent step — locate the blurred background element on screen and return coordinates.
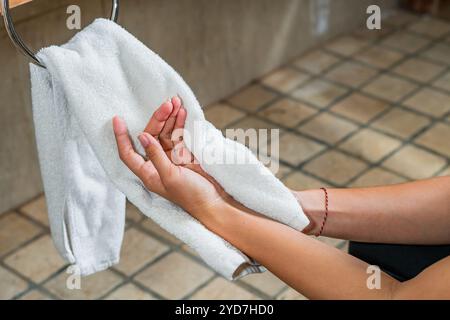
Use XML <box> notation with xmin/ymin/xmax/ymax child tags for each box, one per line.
<box><xmin>1</xmin><ymin>0</ymin><xmax>449</xmax><ymax>299</ymax></box>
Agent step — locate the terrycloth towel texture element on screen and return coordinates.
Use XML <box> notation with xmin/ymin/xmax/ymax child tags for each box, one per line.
<box><xmin>30</xmin><ymin>19</ymin><xmax>309</xmax><ymax>279</ymax></box>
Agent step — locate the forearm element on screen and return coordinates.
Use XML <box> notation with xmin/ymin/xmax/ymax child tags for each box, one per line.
<box><xmin>297</xmin><ymin>177</ymin><xmax>450</xmax><ymax>245</ymax></box>
<box><xmin>204</xmin><ymin>204</ymin><xmax>399</xmax><ymax>299</ymax></box>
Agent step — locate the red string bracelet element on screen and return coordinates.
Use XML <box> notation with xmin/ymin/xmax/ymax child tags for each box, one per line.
<box><xmin>315</xmin><ymin>187</ymin><xmax>329</xmax><ymax>237</ymax></box>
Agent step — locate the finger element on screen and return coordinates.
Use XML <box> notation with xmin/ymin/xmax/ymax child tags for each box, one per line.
<box><xmin>171</xmin><ymin>143</ymin><xmax>194</xmax><ymax>166</ymax></box>
<box><xmin>159</xmin><ymin>96</ymin><xmax>182</xmax><ymax>151</ymax></box>
<box><xmin>173</xmin><ymin>106</ymin><xmax>187</xmax><ymax>141</ymax></box>
<box><xmin>112</xmin><ymin>116</ymin><xmax>145</xmax><ymax>174</ymax></box>
<box><xmin>113</xmin><ymin>117</ymin><xmax>166</xmax><ymax>194</ymax></box>
<box><xmin>143</xmin><ymin>100</ymin><xmax>173</xmax><ymax>138</ymax></box>
<box><xmin>138</xmin><ymin>160</ymin><xmax>167</xmax><ymax>196</ymax></box>
<box><xmin>138</xmin><ymin>132</ymin><xmax>174</xmax><ymax>181</ymax></box>
<box><xmin>171</xmin><ymin>107</ymin><xmax>196</xmax><ymax>166</ymax></box>
<box><xmin>172</xmin><ymin>107</ymin><xmax>187</xmax><ymax>148</ymax></box>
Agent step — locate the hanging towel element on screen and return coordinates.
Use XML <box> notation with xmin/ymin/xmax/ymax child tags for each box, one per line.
<box><xmin>30</xmin><ymin>18</ymin><xmax>309</xmax><ymax>279</ymax></box>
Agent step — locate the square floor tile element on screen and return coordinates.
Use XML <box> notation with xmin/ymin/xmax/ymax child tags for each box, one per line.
<box><xmin>291</xmin><ymin>79</ymin><xmax>348</xmax><ymax>108</ymax></box>
<box><xmin>261</xmin><ymin>67</ymin><xmax>310</xmax><ymax>93</ymax></box>
<box><xmin>104</xmin><ymin>283</ymin><xmax>156</xmax><ymax>300</ymax></box>
<box><xmin>421</xmin><ymin>43</ymin><xmax>450</xmax><ymax>65</ymax></box>
<box><xmin>408</xmin><ymin>17</ymin><xmax>450</xmax><ymax>38</ymax></box>
<box><xmin>225</xmin><ymin>116</ymin><xmax>281</xmax><ymax>151</ymax></box>
<box><xmin>298</xmin><ymin>113</ymin><xmax>358</xmax><ymax>144</ymax></box>
<box><xmin>362</xmin><ymin>74</ymin><xmax>418</xmax><ymax>102</ymax></box>
<box><xmin>114</xmin><ymin>228</ymin><xmax>169</xmax><ymax>275</ymax></box>
<box><xmin>205</xmin><ymin>103</ymin><xmax>245</xmax><ymax>129</ymax></box>
<box><xmin>383</xmin><ymin>10</ymin><xmax>419</xmax><ymax>27</ymax></box>
<box><xmin>381</xmin><ymin>31</ymin><xmax>430</xmax><ymax>53</ymax></box>
<box><xmin>0</xmin><ymin>213</ymin><xmax>41</xmax><ymax>257</ymax></box>
<box><xmin>19</xmin><ymin>289</ymin><xmax>52</xmax><ymax>300</ymax></box>
<box><xmin>45</xmin><ymin>269</ymin><xmax>123</xmax><ymax>300</ymax></box>
<box><xmin>371</xmin><ymin>108</ymin><xmax>431</xmax><ymax>139</ymax></box>
<box><xmin>439</xmin><ymin>166</ymin><xmax>450</xmax><ymax>176</ymax></box>
<box><xmin>5</xmin><ymin>235</ymin><xmax>66</xmax><ymax>283</ymax></box>
<box><xmin>276</xmin><ymin>287</ymin><xmax>308</xmax><ymax>300</ymax></box>
<box><xmin>393</xmin><ymin>58</ymin><xmax>446</xmax><ymax>83</ymax></box>
<box><xmin>20</xmin><ymin>196</ymin><xmax>48</xmax><ymax>226</ymax></box>
<box><xmin>282</xmin><ymin>171</ymin><xmax>328</xmax><ymax>190</ymax></box>
<box><xmin>330</xmin><ymin>93</ymin><xmax>389</xmax><ymax>124</ymax></box>
<box><xmin>403</xmin><ymin>88</ymin><xmax>450</xmax><ymax>117</ymax></box>
<box><xmin>293</xmin><ymin>50</ymin><xmax>340</xmax><ymax>74</ymax></box>
<box><xmin>355</xmin><ymin>46</ymin><xmax>404</xmax><ymax>69</ymax></box>
<box><xmin>324</xmin><ymin>36</ymin><xmax>369</xmax><ymax>56</ymax></box>
<box><xmin>228</xmin><ymin>116</ymin><xmax>280</xmax><ymax>131</ymax></box>
<box><xmin>0</xmin><ymin>266</ymin><xmax>28</xmax><ymax>299</ymax></box>
<box><xmin>135</xmin><ymin>252</ymin><xmax>214</xmax><ymax>299</ymax></box>
<box><xmin>317</xmin><ymin>236</ymin><xmax>346</xmax><ymax>248</ymax></box>
<box><xmin>414</xmin><ymin>123</ymin><xmax>450</xmax><ymax>157</ymax></box>
<box><xmin>278</xmin><ymin>133</ymin><xmax>325</xmax><ymax>166</ymax></box>
<box><xmin>433</xmin><ymin>71</ymin><xmax>450</xmax><ymax>92</ymax></box>
<box><xmin>181</xmin><ymin>244</ymin><xmax>200</xmax><ymax>258</ymax></box>
<box><xmin>303</xmin><ymin>150</ymin><xmax>368</xmax><ymax>185</ymax></box>
<box><xmin>126</xmin><ymin>201</ymin><xmax>143</xmax><ymax>223</ymax></box>
<box><xmin>350</xmin><ymin>168</ymin><xmax>407</xmax><ymax>187</ymax></box>
<box><xmin>259</xmin><ymin>98</ymin><xmax>317</xmax><ymax>128</ymax></box>
<box><xmin>240</xmin><ymin>272</ymin><xmax>286</xmax><ymax>297</ymax></box>
<box><xmin>339</xmin><ymin>129</ymin><xmax>402</xmax><ymax>163</ymax></box>
<box><xmin>272</xmin><ymin>163</ymin><xmax>293</xmax><ymax>179</ymax></box>
<box><xmin>325</xmin><ymin>61</ymin><xmax>378</xmax><ymax>88</ymax></box>
<box><xmin>190</xmin><ymin>277</ymin><xmax>258</xmax><ymax>300</ymax></box>
<box><xmin>228</xmin><ymin>85</ymin><xmax>278</xmax><ymax>112</ymax></box>
<box><xmin>382</xmin><ymin>145</ymin><xmax>446</xmax><ymax>179</ymax></box>
<box><xmin>340</xmin><ymin>241</ymin><xmax>350</xmax><ymax>253</ymax></box>
<box><xmin>141</xmin><ymin>219</ymin><xmax>182</xmax><ymax>245</ymax></box>
<box><xmin>352</xmin><ymin>24</ymin><xmax>394</xmax><ymax>42</ymax></box>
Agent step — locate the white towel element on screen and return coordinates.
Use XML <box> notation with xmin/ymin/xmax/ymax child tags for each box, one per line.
<box><xmin>30</xmin><ymin>19</ymin><xmax>309</xmax><ymax>279</ymax></box>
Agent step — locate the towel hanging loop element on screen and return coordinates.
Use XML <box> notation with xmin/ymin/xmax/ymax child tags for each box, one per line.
<box><xmin>1</xmin><ymin>0</ymin><xmax>120</xmax><ymax>68</ymax></box>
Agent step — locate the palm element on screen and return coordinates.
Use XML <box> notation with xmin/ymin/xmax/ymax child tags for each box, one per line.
<box><xmin>140</xmin><ymin>98</ymin><xmax>223</xmax><ymax>202</ymax></box>
<box><xmin>113</xmin><ymin>96</ymin><xmax>232</xmax><ymax>216</ymax></box>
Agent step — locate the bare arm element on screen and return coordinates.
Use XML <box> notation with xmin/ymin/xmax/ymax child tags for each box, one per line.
<box><xmin>203</xmin><ymin>202</ymin><xmax>450</xmax><ymax>299</ymax></box>
<box><xmin>113</xmin><ymin>100</ymin><xmax>450</xmax><ymax>299</ymax></box>
<box><xmin>297</xmin><ymin>177</ymin><xmax>450</xmax><ymax>245</ymax></box>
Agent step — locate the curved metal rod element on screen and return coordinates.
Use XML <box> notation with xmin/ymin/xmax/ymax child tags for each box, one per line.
<box><xmin>1</xmin><ymin>0</ymin><xmax>120</xmax><ymax>68</ymax></box>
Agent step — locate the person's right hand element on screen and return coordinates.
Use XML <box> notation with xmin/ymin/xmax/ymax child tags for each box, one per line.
<box><xmin>112</xmin><ymin>97</ymin><xmax>235</xmax><ymax>222</ymax></box>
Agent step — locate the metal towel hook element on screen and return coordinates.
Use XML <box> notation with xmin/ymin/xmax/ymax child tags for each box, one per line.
<box><xmin>1</xmin><ymin>0</ymin><xmax>120</xmax><ymax>68</ymax></box>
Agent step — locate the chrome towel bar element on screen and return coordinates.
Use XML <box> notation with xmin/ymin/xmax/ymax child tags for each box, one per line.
<box><xmin>1</xmin><ymin>0</ymin><xmax>120</xmax><ymax>68</ymax></box>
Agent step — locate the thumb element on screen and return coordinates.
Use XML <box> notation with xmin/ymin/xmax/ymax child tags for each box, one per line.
<box><xmin>138</xmin><ymin>132</ymin><xmax>173</xmax><ymax>179</ymax></box>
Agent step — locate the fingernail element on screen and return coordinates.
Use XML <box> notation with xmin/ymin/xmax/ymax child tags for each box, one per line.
<box><xmin>138</xmin><ymin>133</ymin><xmax>151</xmax><ymax>148</ymax></box>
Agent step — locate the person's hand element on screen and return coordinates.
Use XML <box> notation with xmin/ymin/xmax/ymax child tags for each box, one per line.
<box><xmin>112</xmin><ymin>97</ymin><xmax>233</xmax><ymax>222</ymax></box>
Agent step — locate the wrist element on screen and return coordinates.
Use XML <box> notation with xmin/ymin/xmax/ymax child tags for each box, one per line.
<box><xmin>192</xmin><ymin>197</ymin><xmax>239</xmax><ymax>228</ymax></box>
<box><xmin>293</xmin><ymin>189</ymin><xmax>326</xmax><ymax>235</ymax></box>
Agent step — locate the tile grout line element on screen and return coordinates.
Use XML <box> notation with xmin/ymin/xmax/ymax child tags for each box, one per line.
<box><xmin>223</xmin><ymin>21</ymin><xmax>450</xmax><ymax>184</ymax></box>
